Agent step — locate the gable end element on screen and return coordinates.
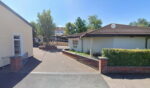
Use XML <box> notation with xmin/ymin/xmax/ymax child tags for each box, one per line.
<box><xmin>0</xmin><ymin>1</ymin><xmax>32</xmax><ymax>27</ymax></box>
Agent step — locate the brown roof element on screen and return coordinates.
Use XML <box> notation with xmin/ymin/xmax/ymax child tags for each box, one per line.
<box><xmin>67</xmin><ymin>32</ymin><xmax>87</xmax><ymax>38</ymax></box>
<box><xmin>68</xmin><ymin>24</ymin><xmax>150</xmax><ymax>38</ymax></box>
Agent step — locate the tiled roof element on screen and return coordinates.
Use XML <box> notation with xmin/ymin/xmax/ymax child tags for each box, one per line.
<box><xmin>68</xmin><ymin>24</ymin><xmax>150</xmax><ymax>38</ymax></box>
<box><xmin>67</xmin><ymin>32</ymin><xmax>87</xmax><ymax>38</ymax></box>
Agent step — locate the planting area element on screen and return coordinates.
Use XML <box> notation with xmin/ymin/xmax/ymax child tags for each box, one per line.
<box><xmin>67</xmin><ymin>50</ymin><xmax>99</xmax><ymax>60</ymax></box>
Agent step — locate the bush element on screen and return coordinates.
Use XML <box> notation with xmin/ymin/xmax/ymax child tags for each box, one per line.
<box><xmin>102</xmin><ymin>48</ymin><xmax>150</xmax><ymax>66</ymax></box>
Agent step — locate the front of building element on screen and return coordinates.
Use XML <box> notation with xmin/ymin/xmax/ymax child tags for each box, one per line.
<box><xmin>68</xmin><ymin>24</ymin><xmax>150</xmax><ymax>55</ymax></box>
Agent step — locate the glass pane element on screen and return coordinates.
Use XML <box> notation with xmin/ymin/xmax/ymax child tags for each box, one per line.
<box><xmin>14</xmin><ymin>35</ymin><xmax>20</xmax><ymax>39</ymax></box>
<box><xmin>14</xmin><ymin>39</ymin><xmax>21</xmax><ymax>56</ymax></box>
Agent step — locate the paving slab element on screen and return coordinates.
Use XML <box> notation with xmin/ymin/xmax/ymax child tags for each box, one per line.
<box><xmin>32</xmin><ymin>48</ymin><xmax>98</xmax><ymax>72</ymax></box>
<box><xmin>0</xmin><ymin>47</ymin><xmax>109</xmax><ymax>88</ymax></box>
<box><xmin>14</xmin><ymin>73</ymin><xmax>109</xmax><ymax>88</ymax></box>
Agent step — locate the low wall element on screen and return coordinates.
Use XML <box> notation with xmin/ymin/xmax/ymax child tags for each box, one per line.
<box><xmin>99</xmin><ymin>57</ymin><xmax>150</xmax><ymax>74</ymax></box>
<box><xmin>62</xmin><ymin>50</ymin><xmax>99</xmax><ymax>70</ymax></box>
<box><xmin>50</xmin><ymin>42</ymin><xmax>68</xmax><ymax>46</ymax></box>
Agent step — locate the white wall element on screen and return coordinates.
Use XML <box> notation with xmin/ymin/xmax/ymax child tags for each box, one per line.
<box><xmin>0</xmin><ymin>5</ymin><xmax>33</xmax><ymax>67</ymax></box>
<box><xmin>82</xmin><ymin>37</ymin><xmax>114</xmax><ymax>54</ymax></box>
<box><xmin>68</xmin><ymin>36</ymin><xmax>147</xmax><ymax>55</ymax></box>
<box><xmin>148</xmin><ymin>38</ymin><xmax>150</xmax><ymax>49</ymax></box>
<box><xmin>113</xmin><ymin>37</ymin><xmax>146</xmax><ymax>49</ymax></box>
<box><xmin>68</xmin><ymin>38</ymin><xmax>82</xmax><ymax>52</ymax></box>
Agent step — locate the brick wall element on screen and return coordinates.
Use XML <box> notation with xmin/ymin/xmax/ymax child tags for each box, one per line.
<box><xmin>62</xmin><ymin>50</ymin><xmax>99</xmax><ymax>70</ymax></box>
<box><xmin>99</xmin><ymin>57</ymin><xmax>150</xmax><ymax>74</ymax></box>
<box><xmin>10</xmin><ymin>56</ymin><xmax>23</xmax><ymax>72</ymax></box>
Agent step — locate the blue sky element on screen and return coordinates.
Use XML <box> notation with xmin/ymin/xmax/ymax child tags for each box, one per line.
<box><xmin>2</xmin><ymin>0</ymin><xmax>150</xmax><ymax>27</ymax></box>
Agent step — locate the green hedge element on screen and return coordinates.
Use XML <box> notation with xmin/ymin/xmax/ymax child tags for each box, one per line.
<box><xmin>102</xmin><ymin>49</ymin><xmax>150</xmax><ymax>66</ymax></box>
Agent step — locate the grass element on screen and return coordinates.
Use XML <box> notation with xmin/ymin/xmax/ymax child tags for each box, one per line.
<box><xmin>67</xmin><ymin>50</ymin><xmax>90</xmax><ymax>57</ymax></box>
<box><xmin>67</xmin><ymin>50</ymin><xmax>99</xmax><ymax>60</ymax></box>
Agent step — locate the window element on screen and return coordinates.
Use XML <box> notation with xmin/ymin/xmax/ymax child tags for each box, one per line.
<box><xmin>73</xmin><ymin>40</ymin><xmax>78</xmax><ymax>48</ymax></box>
<box><xmin>14</xmin><ymin>35</ymin><xmax>21</xmax><ymax>56</ymax></box>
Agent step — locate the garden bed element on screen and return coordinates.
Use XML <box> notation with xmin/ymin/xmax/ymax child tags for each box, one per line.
<box><xmin>62</xmin><ymin>50</ymin><xmax>99</xmax><ymax>70</ymax></box>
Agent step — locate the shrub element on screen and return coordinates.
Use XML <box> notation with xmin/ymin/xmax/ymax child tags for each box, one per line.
<box><xmin>102</xmin><ymin>48</ymin><xmax>150</xmax><ymax>66</ymax></box>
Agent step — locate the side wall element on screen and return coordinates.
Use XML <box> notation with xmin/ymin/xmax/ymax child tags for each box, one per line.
<box><xmin>68</xmin><ymin>38</ymin><xmax>82</xmax><ymax>52</ymax></box>
<box><xmin>82</xmin><ymin>37</ymin><xmax>114</xmax><ymax>54</ymax></box>
<box><xmin>148</xmin><ymin>38</ymin><xmax>150</xmax><ymax>49</ymax></box>
<box><xmin>68</xmin><ymin>37</ymin><xmax>147</xmax><ymax>55</ymax></box>
<box><xmin>113</xmin><ymin>37</ymin><xmax>146</xmax><ymax>49</ymax></box>
<box><xmin>0</xmin><ymin>5</ymin><xmax>33</xmax><ymax>67</ymax></box>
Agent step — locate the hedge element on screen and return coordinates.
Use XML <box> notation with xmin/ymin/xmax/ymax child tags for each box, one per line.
<box><xmin>102</xmin><ymin>49</ymin><xmax>150</xmax><ymax>66</ymax></box>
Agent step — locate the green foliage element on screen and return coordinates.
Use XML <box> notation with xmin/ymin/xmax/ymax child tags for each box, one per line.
<box><xmin>30</xmin><ymin>21</ymin><xmax>38</xmax><ymax>38</ymax></box>
<box><xmin>102</xmin><ymin>48</ymin><xmax>150</xmax><ymax>66</ymax></box>
<box><xmin>65</xmin><ymin>16</ymin><xmax>103</xmax><ymax>34</ymax></box>
<box><xmin>68</xmin><ymin>50</ymin><xmax>90</xmax><ymax>57</ymax></box>
<box><xmin>75</xmin><ymin>17</ymin><xmax>87</xmax><ymax>33</ymax></box>
<box><xmin>30</xmin><ymin>21</ymin><xmax>43</xmax><ymax>37</ymax></box>
<box><xmin>65</xmin><ymin>22</ymin><xmax>76</xmax><ymax>34</ymax></box>
<box><xmin>129</xmin><ymin>18</ymin><xmax>150</xmax><ymax>27</ymax></box>
<box><xmin>88</xmin><ymin>15</ymin><xmax>102</xmax><ymax>30</ymax></box>
<box><xmin>37</xmin><ymin>9</ymin><xmax>56</xmax><ymax>43</ymax></box>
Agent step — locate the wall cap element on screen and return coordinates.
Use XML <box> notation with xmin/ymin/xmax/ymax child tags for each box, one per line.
<box><xmin>99</xmin><ymin>57</ymin><xmax>108</xmax><ymax>60</ymax></box>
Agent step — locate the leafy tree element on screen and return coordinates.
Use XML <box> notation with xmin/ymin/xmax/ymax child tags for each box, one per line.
<box><xmin>30</xmin><ymin>21</ymin><xmax>38</xmax><ymax>38</ymax></box>
<box><xmin>88</xmin><ymin>15</ymin><xmax>102</xmax><ymax>30</ymax></box>
<box><xmin>37</xmin><ymin>9</ymin><xmax>56</xmax><ymax>44</ymax></box>
<box><xmin>129</xmin><ymin>18</ymin><xmax>150</xmax><ymax>27</ymax></box>
<box><xmin>65</xmin><ymin>22</ymin><xmax>76</xmax><ymax>34</ymax></box>
<box><xmin>75</xmin><ymin>17</ymin><xmax>87</xmax><ymax>33</ymax></box>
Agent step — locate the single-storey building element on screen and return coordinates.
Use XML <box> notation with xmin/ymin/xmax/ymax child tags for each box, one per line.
<box><xmin>0</xmin><ymin>1</ymin><xmax>33</xmax><ymax>67</ymax></box>
<box><xmin>68</xmin><ymin>23</ymin><xmax>150</xmax><ymax>55</ymax></box>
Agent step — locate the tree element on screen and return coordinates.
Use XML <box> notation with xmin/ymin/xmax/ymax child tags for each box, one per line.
<box><xmin>30</xmin><ymin>21</ymin><xmax>38</xmax><ymax>38</ymax></box>
<box><xmin>129</xmin><ymin>18</ymin><xmax>150</xmax><ymax>27</ymax></box>
<box><xmin>88</xmin><ymin>15</ymin><xmax>102</xmax><ymax>30</ymax></box>
<box><xmin>65</xmin><ymin>22</ymin><xmax>76</xmax><ymax>34</ymax></box>
<box><xmin>37</xmin><ymin>10</ymin><xmax>56</xmax><ymax>44</ymax></box>
<box><xmin>75</xmin><ymin>17</ymin><xmax>87</xmax><ymax>33</ymax></box>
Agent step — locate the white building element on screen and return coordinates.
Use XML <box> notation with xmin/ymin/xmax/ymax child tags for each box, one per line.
<box><xmin>55</xmin><ymin>27</ymin><xmax>65</xmax><ymax>36</ymax></box>
<box><xmin>68</xmin><ymin>24</ymin><xmax>150</xmax><ymax>55</ymax></box>
<box><xmin>0</xmin><ymin>1</ymin><xmax>33</xmax><ymax>67</ymax></box>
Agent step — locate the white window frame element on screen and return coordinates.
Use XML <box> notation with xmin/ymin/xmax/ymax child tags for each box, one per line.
<box><xmin>12</xmin><ymin>34</ymin><xmax>23</xmax><ymax>56</ymax></box>
<box><xmin>72</xmin><ymin>39</ymin><xmax>78</xmax><ymax>48</ymax></box>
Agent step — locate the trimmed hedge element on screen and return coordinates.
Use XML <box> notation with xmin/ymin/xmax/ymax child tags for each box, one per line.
<box><xmin>102</xmin><ymin>49</ymin><xmax>150</xmax><ymax>66</ymax></box>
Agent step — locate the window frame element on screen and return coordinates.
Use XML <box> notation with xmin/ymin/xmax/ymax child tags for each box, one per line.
<box><xmin>72</xmin><ymin>40</ymin><xmax>78</xmax><ymax>48</ymax></box>
<box><xmin>12</xmin><ymin>34</ymin><xmax>23</xmax><ymax>56</ymax></box>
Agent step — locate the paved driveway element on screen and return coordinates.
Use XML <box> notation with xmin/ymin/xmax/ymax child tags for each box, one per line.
<box><xmin>14</xmin><ymin>73</ymin><xmax>108</xmax><ymax>88</ymax></box>
<box><xmin>32</xmin><ymin>48</ymin><xmax>97</xmax><ymax>72</ymax></box>
<box><xmin>0</xmin><ymin>47</ymin><xmax>109</xmax><ymax>88</ymax></box>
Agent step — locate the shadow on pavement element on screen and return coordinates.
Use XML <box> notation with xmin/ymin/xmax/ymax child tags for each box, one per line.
<box><xmin>104</xmin><ymin>73</ymin><xmax>150</xmax><ymax>79</ymax></box>
<box><xmin>0</xmin><ymin>57</ymin><xmax>41</xmax><ymax>88</ymax></box>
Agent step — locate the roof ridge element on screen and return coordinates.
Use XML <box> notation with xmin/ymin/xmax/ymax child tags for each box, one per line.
<box><xmin>86</xmin><ymin>24</ymin><xmax>111</xmax><ymax>34</ymax></box>
<box><xmin>111</xmin><ymin>23</ymin><xmax>150</xmax><ymax>29</ymax></box>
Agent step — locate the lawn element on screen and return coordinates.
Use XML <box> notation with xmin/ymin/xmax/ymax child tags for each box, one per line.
<box><xmin>67</xmin><ymin>50</ymin><xmax>99</xmax><ymax>60</ymax></box>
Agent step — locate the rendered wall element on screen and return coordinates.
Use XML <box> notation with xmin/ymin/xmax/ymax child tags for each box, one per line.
<box><xmin>0</xmin><ymin>5</ymin><xmax>33</xmax><ymax>67</ymax></box>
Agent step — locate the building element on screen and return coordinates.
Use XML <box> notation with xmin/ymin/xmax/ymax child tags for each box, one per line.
<box><xmin>51</xmin><ymin>27</ymin><xmax>68</xmax><ymax>43</ymax></box>
<box><xmin>55</xmin><ymin>27</ymin><xmax>65</xmax><ymax>36</ymax></box>
<box><xmin>0</xmin><ymin>1</ymin><xmax>33</xmax><ymax>67</ymax></box>
<box><xmin>68</xmin><ymin>24</ymin><xmax>150</xmax><ymax>55</ymax></box>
